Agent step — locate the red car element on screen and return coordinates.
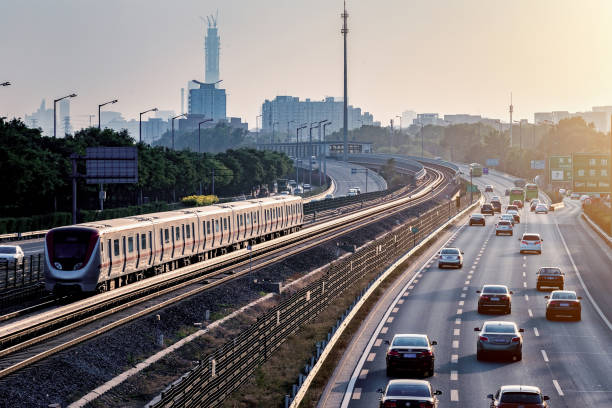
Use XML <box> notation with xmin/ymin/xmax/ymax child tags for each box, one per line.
<box><xmin>488</xmin><ymin>385</ymin><xmax>550</xmax><ymax>407</ymax></box>
<box><xmin>512</xmin><ymin>199</ymin><xmax>523</xmax><ymax>208</ymax></box>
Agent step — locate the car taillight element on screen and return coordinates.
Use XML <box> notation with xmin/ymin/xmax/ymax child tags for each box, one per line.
<box><xmin>499</xmin><ymin>295</ymin><xmax>507</xmax><ymax>299</ymax></box>
<box><xmin>481</xmin><ymin>295</ymin><xmax>490</xmax><ymax>300</ymax></box>
<box><xmin>387</xmin><ymin>350</ymin><xmax>400</xmax><ymax>357</ymax></box>
<box><xmin>521</xmin><ymin>241</ymin><xmax>528</xmax><ymax>244</ymax></box>
<box><xmin>479</xmin><ymin>336</ymin><xmax>488</xmax><ymax>342</ymax></box>
<box><xmin>511</xmin><ymin>337</ymin><xmax>521</xmax><ymax>343</ymax></box>
<box><xmin>383</xmin><ymin>401</ymin><xmax>397</xmax><ymax>408</ymax></box>
<box><xmin>419</xmin><ymin>350</ymin><xmax>433</xmax><ymax>357</ymax></box>
<box><xmin>535</xmin><ymin>241</ymin><xmax>541</xmax><ymax>244</ymax></box>
<box><xmin>419</xmin><ymin>402</ymin><xmax>434</xmax><ymax>408</ymax></box>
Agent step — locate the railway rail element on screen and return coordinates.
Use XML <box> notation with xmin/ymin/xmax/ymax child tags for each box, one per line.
<box><xmin>0</xmin><ymin>165</ymin><xmax>452</xmax><ymax>379</ymax></box>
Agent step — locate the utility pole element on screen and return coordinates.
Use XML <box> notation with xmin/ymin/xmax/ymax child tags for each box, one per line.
<box><xmin>341</xmin><ymin>1</ymin><xmax>349</xmax><ymax>161</ymax></box>
<box><xmin>323</xmin><ymin>121</ymin><xmax>331</xmax><ymax>183</ymax></box>
<box><xmin>509</xmin><ymin>92</ymin><xmax>514</xmax><ymax>148</ymax></box>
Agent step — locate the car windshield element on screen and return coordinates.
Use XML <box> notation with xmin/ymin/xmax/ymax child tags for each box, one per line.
<box><xmin>523</xmin><ymin>234</ymin><xmax>540</xmax><ymax>241</ymax></box>
<box><xmin>386</xmin><ymin>383</ymin><xmax>430</xmax><ymax>398</ymax></box>
<box><xmin>483</xmin><ymin>323</ymin><xmax>516</xmax><ymax>333</ymax></box>
<box><xmin>500</xmin><ymin>392</ymin><xmax>542</xmax><ymax>403</ymax></box>
<box><xmin>393</xmin><ymin>337</ymin><xmax>428</xmax><ymax>347</ymax></box>
<box><xmin>472</xmin><ymin>214</ymin><xmax>484</xmax><ymax>219</ymax></box>
<box><xmin>499</xmin><ymin>221</ymin><xmax>511</xmax><ymax>226</ymax></box>
<box><xmin>441</xmin><ymin>249</ymin><xmax>459</xmax><ymax>255</ymax></box>
<box><xmin>552</xmin><ymin>292</ymin><xmax>577</xmax><ymax>300</ymax></box>
<box><xmin>483</xmin><ymin>286</ymin><xmax>508</xmax><ymax>294</ymax></box>
<box><xmin>0</xmin><ymin>247</ymin><xmax>17</xmax><ymax>254</ymax></box>
<box><xmin>482</xmin><ymin>205</ymin><xmax>492</xmax><ymax>209</ymax></box>
<box><xmin>507</xmin><ymin>206</ymin><xmax>518</xmax><ymax>211</ymax></box>
<box><xmin>539</xmin><ymin>268</ymin><xmax>561</xmax><ymax>275</ymax></box>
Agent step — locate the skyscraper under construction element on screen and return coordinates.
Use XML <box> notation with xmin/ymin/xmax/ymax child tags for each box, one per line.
<box><xmin>205</xmin><ymin>12</ymin><xmax>220</xmax><ymax>85</ymax></box>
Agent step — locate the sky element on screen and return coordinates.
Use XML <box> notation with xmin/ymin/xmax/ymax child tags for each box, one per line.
<box><xmin>2</xmin><ymin>0</ymin><xmax>612</xmax><ymax>130</ymax></box>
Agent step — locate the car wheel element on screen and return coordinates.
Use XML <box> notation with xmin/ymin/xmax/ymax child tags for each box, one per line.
<box><xmin>476</xmin><ymin>350</ymin><xmax>484</xmax><ymax>361</ymax></box>
<box><xmin>536</xmin><ymin>284</ymin><xmax>541</xmax><ymax>291</ymax></box>
<box><xmin>386</xmin><ymin>366</ymin><xmax>393</xmax><ymax>377</ymax></box>
<box><xmin>546</xmin><ymin>310</ymin><xmax>552</xmax><ymax>320</ymax></box>
<box><xmin>515</xmin><ymin>352</ymin><xmax>522</xmax><ymax>361</ymax></box>
<box><xmin>576</xmin><ymin>311</ymin><xmax>581</xmax><ymax>321</ymax></box>
<box><xmin>507</xmin><ymin>306</ymin><xmax>511</xmax><ymax>314</ymax></box>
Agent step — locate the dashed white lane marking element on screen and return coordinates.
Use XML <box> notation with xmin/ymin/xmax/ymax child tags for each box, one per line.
<box><xmin>463</xmin><ymin>286</ymin><xmax>468</xmax><ymax>291</ymax></box>
<box><xmin>398</xmin><ymin>299</ymin><xmax>404</xmax><ymax>305</ymax></box>
<box><xmin>460</xmin><ymin>293</ymin><xmax>466</xmax><ymax>298</ymax></box>
<box><xmin>465</xmin><ymin>280</ymin><xmax>470</xmax><ymax>285</ymax></box>
<box><xmin>457</xmin><ymin>309</ymin><xmax>463</xmax><ymax>315</ymax></box>
<box><xmin>358</xmin><ymin>369</ymin><xmax>368</xmax><ymax>380</ymax></box>
<box><xmin>450</xmin><ymin>370</ymin><xmax>458</xmax><ymax>381</ymax></box>
<box><xmin>413</xmin><ymin>279</ymin><xmax>419</xmax><ymax>283</ymax></box>
<box><xmin>522</xmin><ymin>263</ymin><xmax>527</xmax><ymax>268</ymax></box>
<box><xmin>528</xmin><ymin>309</ymin><xmax>534</xmax><ymax>317</ymax></box>
<box><xmin>523</xmin><ymin>256</ymin><xmax>527</xmax><ymax>260</ymax></box>
<box><xmin>366</xmin><ymin>353</ymin><xmax>376</xmax><ymax>362</ymax></box>
<box><xmin>451</xmin><ymin>389</ymin><xmax>459</xmax><ymax>401</ymax></box>
<box><xmin>352</xmin><ymin>388</ymin><xmax>362</xmax><ymax>399</ymax></box>
<box><xmin>408</xmin><ymin>285</ymin><xmax>414</xmax><ymax>290</ymax></box>
<box><xmin>387</xmin><ymin>316</ymin><xmax>394</xmax><ymax>323</ymax></box>
<box><xmin>523</xmin><ymin>282</ymin><xmax>527</xmax><ymax>288</ymax></box>
<box><xmin>523</xmin><ymin>272</ymin><xmax>526</xmax><ymax>277</ymax></box>
<box><xmin>403</xmin><ymin>291</ymin><xmax>410</xmax><ymax>297</ymax></box>
<box><xmin>381</xmin><ymin>327</ymin><xmax>388</xmax><ymax>334</ymax></box>
<box><xmin>541</xmin><ymin>349</ymin><xmax>549</xmax><ymax>362</ymax></box>
<box><xmin>525</xmin><ymin>294</ymin><xmax>529</xmax><ymax>301</ymax></box>
<box><xmin>473</xmin><ymin>261</ymin><xmax>478</xmax><ymax>265</ymax></box>
<box><xmin>534</xmin><ymin>327</ymin><xmax>540</xmax><ymax>337</ymax></box>
<box><xmin>553</xmin><ymin>380</ymin><xmax>564</xmax><ymax>396</ymax></box>
<box><xmin>374</xmin><ymin>339</ymin><xmax>382</xmax><ymax>347</ymax></box>
<box><xmin>453</xmin><ymin>328</ymin><xmax>460</xmax><ymax>336</ymax></box>
<box><xmin>455</xmin><ymin>318</ymin><xmax>462</xmax><ymax>325</ymax></box>
<box><xmin>452</xmin><ymin>340</ymin><xmax>459</xmax><ymax>349</ymax></box>
<box><xmin>458</xmin><ymin>300</ymin><xmax>465</xmax><ymax>306</ymax></box>
<box><xmin>451</xmin><ymin>354</ymin><xmax>459</xmax><ymax>363</ymax></box>
<box><xmin>392</xmin><ymin>307</ymin><xmax>399</xmax><ymax>313</ymax></box>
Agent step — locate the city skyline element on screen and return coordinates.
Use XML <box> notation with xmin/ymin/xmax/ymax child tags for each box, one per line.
<box><xmin>2</xmin><ymin>0</ymin><xmax>612</xmax><ymax>131</ymax></box>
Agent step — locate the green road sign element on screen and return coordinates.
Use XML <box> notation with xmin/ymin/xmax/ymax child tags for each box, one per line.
<box><xmin>571</xmin><ymin>153</ymin><xmax>610</xmax><ymax>194</ymax></box>
<box><xmin>549</xmin><ymin>155</ymin><xmax>572</xmax><ymax>182</ymax></box>
<box><xmin>467</xmin><ymin>183</ymin><xmax>479</xmax><ymax>192</ymax></box>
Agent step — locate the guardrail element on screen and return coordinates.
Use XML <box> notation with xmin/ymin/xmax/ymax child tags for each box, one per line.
<box><xmin>146</xmin><ymin>191</ymin><xmax>473</xmax><ymax>408</ymax></box>
<box><xmin>0</xmin><ymin>254</ymin><xmax>44</xmax><ymax>291</ymax></box>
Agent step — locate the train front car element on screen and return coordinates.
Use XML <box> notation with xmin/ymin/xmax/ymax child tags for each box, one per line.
<box><xmin>45</xmin><ymin>226</ymin><xmax>102</xmax><ymax>293</ymax></box>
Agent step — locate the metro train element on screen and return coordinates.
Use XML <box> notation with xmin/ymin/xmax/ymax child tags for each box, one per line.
<box><xmin>44</xmin><ymin>196</ymin><xmax>304</xmax><ymax>293</ymax></box>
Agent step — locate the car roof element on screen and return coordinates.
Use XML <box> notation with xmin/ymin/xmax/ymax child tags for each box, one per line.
<box><xmin>522</xmin><ymin>233</ymin><xmax>541</xmax><ymax>237</ymax></box>
<box><xmin>392</xmin><ymin>333</ymin><xmax>428</xmax><ymax>340</ymax></box>
<box><xmin>482</xmin><ymin>284</ymin><xmax>509</xmax><ymax>290</ymax></box>
<box><xmin>0</xmin><ymin>245</ymin><xmax>20</xmax><ymax>249</ymax></box>
<box><xmin>483</xmin><ymin>320</ymin><xmax>517</xmax><ymax>328</ymax></box>
<box><xmin>471</xmin><ymin>214</ymin><xmax>484</xmax><ymax>217</ymax></box>
<box><xmin>500</xmin><ymin>385</ymin><xmax>541</xmax><ymax>394</ymax></box>
<box><xmin>388</xmin><ymin>379</ymin><xmax>431</xmax><ymax>387</ymax></box>
<box><xmin>442</xmin><ymin>247</ymin><xmax>461</xmax><ymax>251</ymax></box>
<box><xmin>551</xmin><ymin>290</ymin><xmax>576</xmax><ymax>296</ymax></box>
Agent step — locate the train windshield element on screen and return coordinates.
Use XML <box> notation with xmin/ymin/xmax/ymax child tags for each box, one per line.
<box><xmin>47</xmin><ymin>229</ymin><xmax>98</xmax><ymax>270</ymax></box>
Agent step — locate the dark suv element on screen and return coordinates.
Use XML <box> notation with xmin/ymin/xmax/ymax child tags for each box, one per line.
<box><xmin>477</xmin><ymin>285</ymin><xmax>513</xmax><ymax>314</ymax></box>
<box><xmin>491</xmin><ymin>200</ymin><xmax>502</xmax><ymax>213</ymax></box>
<box><xmin>385</xmin><ymin>334</ymin><xmax>437</xmax><ymax>377</ymax></box>
<box><xmin>481</xmin><ymin>204</ymin><xmax>494</xmax><ymax>215</ymax></box>
<box><xmin>536</xmin><ymin>267</ymin><xmax>564</xmax><ymax>290</ymax></box>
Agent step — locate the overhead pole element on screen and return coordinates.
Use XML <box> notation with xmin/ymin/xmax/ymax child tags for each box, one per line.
<box><xmin>610</xmin><ymin>114</ymin><xmax>612</xmax><ymax>236</ymax></box>
<box><xmin>509</xmin><ymin>92</ymin><xmax>514</xmax><ymax>148</ymax></box>
<box><xmin>341</xmin><ymin>1</ymin><xmax>349</xmax><ymax>161</ymax></box>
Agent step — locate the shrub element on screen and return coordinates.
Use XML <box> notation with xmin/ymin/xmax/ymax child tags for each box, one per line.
<box><xmin>181</xmin><ymin>195</ymin><xmax>219</xmax><ymax>207</ymax></box>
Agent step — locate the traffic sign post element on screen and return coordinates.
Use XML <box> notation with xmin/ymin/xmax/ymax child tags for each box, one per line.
<box><xmin>571</xmin><ymin>153</ymin><xmax>610</xmax><ymax>195</ymax></box>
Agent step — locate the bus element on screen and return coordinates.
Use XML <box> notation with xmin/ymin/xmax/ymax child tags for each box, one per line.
<box><xmin>469</xmin><ymin>163</ymin><xmax>483</xmax><ymax>177</ymax></box>
<box><xmin>509</xmin><ymin>188</ymin><xmax>525</xmax><ymax>204</ymax></box>
<box><xmin>525</xmin><ymin>183</ymin><xmax>539</xmax><ymax>202</ymax></box>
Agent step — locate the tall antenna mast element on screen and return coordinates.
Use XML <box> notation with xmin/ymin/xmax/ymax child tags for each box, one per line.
<box><xmin>509</xmin><ymin>92</ymin><xmax>514</xmax><ymax>147</ymax></box>
<box><xmin>341</xmin><ymin>0</ymin><xmax>349</xmax><ymax>161</ymax></box>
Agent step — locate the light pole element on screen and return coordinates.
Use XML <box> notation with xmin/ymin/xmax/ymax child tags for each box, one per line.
<box><xmin>198</xmin><ymin>119</ymin><xmax>213</xmax><ymax>195</ymax></box>
<box><xmin>0</xmin><ymin>82</ymin><xmax>10</xmax><ymax>87</ymax></box>
<box><xmin>256</xmin><ymin>114</ymin><xmax>262</xmax><ymax>148</ymax></box>
<box><xmin>54</xmin><ymin>93</ymin><xmax>77</xmax><ymax>138</ymax></box>
<box><xmin>171</xmin><ymin>113</ymin><xmax>187</xmax><ymax>150</ymax></box>
<box><xmin>139</xmin><ymin>108</ymin><xmax>158</xmax><ymax>143</ymax></box>
<box><xmin>317</xmin><ymin>120</ymin><xmax>327</xmax><ymax>186</ymax></box>
<box><xmin>309</xmin><ymin>122</ymin><xmax>321</xmax><ymax>186</ymax></box>
<box><xmin>322</xmin><ymin>121</ymin><xmax>332</xmax><ymax>183</ymax></box>
<box><xmin>296</xmin><ymin>123</ymin><xmax>307</xmax><ymax>185</ymax></box>
<box><xmin>470</xmin><ymin>168</ymin><xmax>473</xmax><ymax>204</ymax></box>
<box><xmin>98</xmin><ymin>99</ymin><xmax>118</xmax><ymax>129</ymax></box>
<box><xmin>396</xmin><ymin>115</ymin><xmax>402</xmax><ymax>133</ymax></box>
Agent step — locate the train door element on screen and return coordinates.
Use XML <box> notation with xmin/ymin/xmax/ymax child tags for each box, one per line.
<box><xmin>107</xmin><ymin>238</ymin><xmax>112</xmax><ymax>276</ymax></box>
<box><xmin>121</xmin><ymin>236</ymin><xmax>127</xmax><ymax>273</ymax></box>
<box><xmin>190</xmin><ymin>222</ymin><xmax>196</xmax><ymax>253</ymax></box>
<box><xmin>159</xmin><ymin>228</ymin><xmax>164</xmax><ymax>262</ymax></box>
<box><xmin>148</xmin><ymin>231</ymin><xmax>153</xmax><ymax>265</ymax></box>
<box><xmin>225</xmin><ymin>216</ymin><xmax>230</xmax><ymax>244</ymax></box>
<box><xmin>181</xmin><ymin>224</ymin><xmax>186</xmax><ymax>256</ymax></box>
<box><xmin>135</xmin><ymin>234</ymin><xmax>141</xmax><ymax>269</ymax></box>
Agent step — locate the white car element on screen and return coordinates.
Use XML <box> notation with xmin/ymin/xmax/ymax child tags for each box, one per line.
<box><xmin>535</xmin><ymin>204</ymin><xmax>548</xmax><ymax>214</ymax></box>
<box><xmin>347</xmin><ymin>188</ymin><xmax>359</xmax><ymax>197</ymax></box>
<box><xmin>303</xmin><ymin>183</ymin><xmax>312</xmax><ymax>190</ymax></box>
<box><xmin>559</xmin><ymin>188</ymin><xmax>566</xmax><ymax>195</ymax></box>
<box><xmin>500</xmin><ymin>214</ymin><xmax>515</xmax><ymax>225</ymax></box>
<box><xmin>519</xmin><ymin>233</ymin><xmax>543</xmax><ymax>254</ymax></box>
<box><xmin>495</xmin><ymin>220</ymin><xmax>514</xmax><ymax>236</ymax></box>
<box><xmin>0</xmin><ymin>245</ymin><xmax>25</xmax><ymax>263</ymax></box>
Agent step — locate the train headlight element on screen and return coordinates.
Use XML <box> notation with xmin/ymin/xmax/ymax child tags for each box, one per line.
<box><xmin>54</xmin><ymin>262</ymin><xmax>63</xmax><ymax>270</ymax></box>
<box><xmin>74</xmin><ymin>263</ymin><xmax>83</xmax><ymax>270</ymax></box>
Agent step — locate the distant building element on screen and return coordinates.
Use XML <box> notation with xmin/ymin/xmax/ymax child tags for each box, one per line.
<box><xmin>25</xmin><ymin>99</ymin><xmax>54</xmax><ymax>136</ymax></box>
<box><xmin>188</xmin><ymin>81</ymin><xmax>227</xmax><ymax>121</ymax></box>
<box><xmin>413</xmin><ymin>113</ymin><xmax>446</xmax><ymax>126</ymax></box>
<box><xmin>401</xmin><ymin>110</ymin><xmax>417</xmax><ymax>129</ymax></box>
<box><xmin>204</xmin><ymin>13</ymin><xmax>220</xmax><ymax>84</ymax></box>
<box><xmin>261</xmin><ymin>96</ymin><xmax>376</xmax><ymax>138</ymax></box>
<box><xmin>141</xmin><ymin>118</ymin><xmax>169</xmax><ymax>143</ymax></box>
<box><xmin>177</xmin><ymin>114</ymin><xmax>247</xmax><ymax>133</ymax></box>
<box><xmin>443</xmin><ymin>114</ymin><xmax>483</xmax><ymax>125</ymax></box>
<box><xmin>535</xmin><ymin>109</ymin><xmax>609</xmax><ymax>132</ymax></box>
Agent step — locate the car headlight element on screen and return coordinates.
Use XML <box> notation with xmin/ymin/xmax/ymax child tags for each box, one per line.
<box><xmin>54</xmin><ymin>262</ymin><xmax>63</xmax><ymax>270</ymax></box>
<box><xmin>73</xmin><ymin>262</ymin><xmax>83</xmax><ymax>270</ymax></box>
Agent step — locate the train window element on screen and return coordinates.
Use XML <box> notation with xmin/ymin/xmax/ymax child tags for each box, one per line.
<box><xmin>100</xmin><ymin>241</ymin><xmax>104</xmax><ymax>252</ymax></box>
<box><xmin>206</xmin><ymin>221</ymin><xmax>211</xmax><ymax>235</ymax></box>
<box><xmin>176</xmin><ymin>227</ymin><xmax>180</xmax><ymax>240</ymax></box>
<box><xmin>113</xmin><ymin>239</ymin><xmax>120</xmax><ymax>256</ymax></box>
<box><xmin>128</xmin><ymin>237</ymin><xmax>134</xmax><ymax>253</ymax></box>
<box><xmin>164</xmin><ymin>228</ymin><xmax>169</xmax><ymax>243</ymax></box>
<box><xmin>215</xmin><ymin>219</ymin><xmax>219</xmax><ymax>232</ymax></box>
<box><xmin>240</xmin><ymin>214</ymin><xmax>243</xmax><ymax>226</ymax></box>
<box><xmin>141</xmin><ymin>233</ymin><xmax>146</xmax><ymax>250</ymax></box>
<box><xmin>224</xmin><ymin>217</ymin><xmax>228</xmax><ymax>230</ymax></box>
<box><xmin>227</xmin><ymin>217</ymin><xmax>230</xmax><ymax>231</ymax></box>
<box><xmin>186</xmin><ymin>224</ymin><xmax>191</xmax><ymax>239</ymax></box>
<box><xmin>246</xmin><ymin>214</ymin><xmax>249</xmax><ymax>225</ymax></box>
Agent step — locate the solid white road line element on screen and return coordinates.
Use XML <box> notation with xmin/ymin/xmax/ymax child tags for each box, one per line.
<box><xmin>541</xmin><ymin>349</ymin><xmax>549</xmax><ymax>362</ymax></box>
<box><xmin>534</xmin><ymin>327</ymin><xmax>539</xmax><ymax>337</ymax></box>
<box><xmin>553</xmin><ymin>380</ymin><xmax>565</xmax><ymax>396</ymax></box>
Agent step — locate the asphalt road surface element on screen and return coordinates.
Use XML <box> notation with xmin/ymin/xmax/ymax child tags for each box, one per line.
<box><xmin>325</xmin><ymin>159</ymin><xmax>387</xmax><ymax>197</ymax></box>
<box><xmin>319</xmin><ymin>168</ymin><xmax>612</xmax><ymax>407</ymax></box>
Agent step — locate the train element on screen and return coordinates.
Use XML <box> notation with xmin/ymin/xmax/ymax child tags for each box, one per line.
<box><xmin>44</xmin><ymin>195</ymin><xmax>304</xmax><ymax>293</ymax></box>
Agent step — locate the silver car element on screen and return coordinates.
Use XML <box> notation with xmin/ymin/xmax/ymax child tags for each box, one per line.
<box><xmin>438</xmin><ymin>247</ymin><xmax>464</xmax><ymax>268</ymax></box>
<box><xmin>474</xmin><ymin>321</ymin><xmax>524</xmax><ymax>361</ymax></box>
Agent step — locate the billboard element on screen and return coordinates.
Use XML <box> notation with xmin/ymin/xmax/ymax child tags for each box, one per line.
<box><xmin>486</xmin><ymin>158</ymin><xmax>499</xmax><ymax>166</ymax></box>
<box><xmin>86</xmin><ymin>147</ymin><xmax>138</xmax><ymax>184</ymax></box>
<box><xmin>530</xmin><ymin>160</ymin><xmax>545</xmax><ymax>170</ymax></box>
<box><xmin>571</xmin><ymin>153</ymin><xmax>610</xmax><ymax>194</ymax></box>
<box><xmin>548</xmin><ymin>156</ymin><xmax>572</xmax><ymax>182</ymax></box>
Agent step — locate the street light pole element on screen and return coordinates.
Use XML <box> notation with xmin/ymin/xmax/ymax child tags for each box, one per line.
<box><xmin>171</xmin><ymin>113</ymin><xmax>187</xmax><ymax>150</ymax></box>
<box><xmin>0</xmin><ymin>82</ymin><xmax>10</xmax><ymax>87</ymax></box>
<box><xmin>98</xmin><ymin>99</ymin><xmax>118</xmax><ymax>129</ymax></box>
<box><xmin>256</xmin><ymin>114</ymin><xmax>262</xmax><ymax>148</ymax></box>
<box><xmin>396</xmin><ymin>115</ymin><xmax>402</xmax><ymax>133</ymax></box>
<box><xmin>317</xmin><ymin>120</ymin><xmax>327</xmax><ymax>186</ymax></box>
<box><xmin>198</xmin><ymin>118</ymin><xmax>213</xmax><ymax>196</ymax></box>
<box><xmin>139</xmin><ymin>108</ymin><xmax>158</xmax><ymax>143</ymax></box>
<box><xmin>53</xmin><ymin>93</ymin><xmax>77</xmax><ymax>138</ymax></box>
<box><xmin>323</xmin><ymin>121</ymin><xmax>332</xmax><ymax>183</ymax></box>
<box><xmin>309</xmin><ymin>122</ymin><xmax>321</xmax><ymax>186</ymax></box>
<box><xmin>296</xmin><ymin>124</ymin><xmax>307</xmax><ymax>185</ymax></box>
<box><xmin>421</xmin><ymin>123</ymin><xmax>424</xmax><ymax>158</ymax></box>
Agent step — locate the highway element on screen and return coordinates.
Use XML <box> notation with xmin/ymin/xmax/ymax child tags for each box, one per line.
<box><xmin>319</xmin><ymin>169</ymin><xmax>612</xmax><ymax>407</ymax></box>
<box><xmin>325</xmin><ymin>159</ymin><xmax>387</xmax><ymax>197</ymax></box>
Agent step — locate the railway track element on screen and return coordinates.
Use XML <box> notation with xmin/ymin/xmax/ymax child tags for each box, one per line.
<box><xmin>0</xmin><ymin>166</ymin><xmax>452</xmax><ymax>379</ymax></box>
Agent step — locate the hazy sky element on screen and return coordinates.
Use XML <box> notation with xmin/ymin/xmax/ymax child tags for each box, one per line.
<box><xmin>2</xmin><ymin>0</ymin><xmax>612</xmax><ymax>129</ymax></box>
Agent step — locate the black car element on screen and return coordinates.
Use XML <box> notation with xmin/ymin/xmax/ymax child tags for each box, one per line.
<box><xmin>546</xmin><ymin>290</ymin><xmax>582</xmax><ymax>320</ymax></box>
<box><xmin>536</xmin><ymin>267</ymin><xmax>564</xmax><ymax>290</ymax></box>
<box><xmin>378</xmin><ymin>380</ymin><xmax>441</xmax><ymax>408</ymax></box>
<box><xmin>385</xmin><ymin>334</ymin><xmax>436</xmax><ymax>377</ymax></box>
<box><xmin>469</xmin><ymin>214</ymin><xmax>486</xmax><ymax>226</ymax></box>
<box><xmin>491</xmin><ymin>200</ymin><xmax>502</xmax><ymax>213</ymax></box>
<box><xmin>485</xmin><ymin>185</ymin><xmax>494</xmax><ymax>192</ymax></box>
<box><xmin>481</xmin><ymin>204</ymin><xmax>494</xmax><ymax>215</ymax></box>
<box><xmin>477</xmin><ymin>285</ymin><xmax>513</xmax><ymax>314</ymax></box>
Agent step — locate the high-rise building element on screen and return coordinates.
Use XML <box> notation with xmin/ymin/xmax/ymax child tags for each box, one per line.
<box><xmin>205</xmin><ymin>13</ymin><xmax>220</xmax><ymax>85</ymax></box>
<box><xmin>188</xmin><ymin>81</ymin><xmax>226</xmax><ymax>120</ymax></box>
<box><xmin>25</xmin><ymin>99</ymin><xmax>54</xmax><ymax>136</ymax></box>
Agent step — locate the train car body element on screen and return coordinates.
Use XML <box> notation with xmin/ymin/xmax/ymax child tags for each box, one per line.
<box><xmin>45</xmin><ymin>196</ymin><xmax>303</xmax><ymax>293</ymax></box>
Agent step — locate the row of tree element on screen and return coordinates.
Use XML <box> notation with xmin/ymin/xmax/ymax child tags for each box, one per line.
<box><xmin>0</xmin><ymin>119</ymin><xmax>293</xmax><ymax>218</ymax></box>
